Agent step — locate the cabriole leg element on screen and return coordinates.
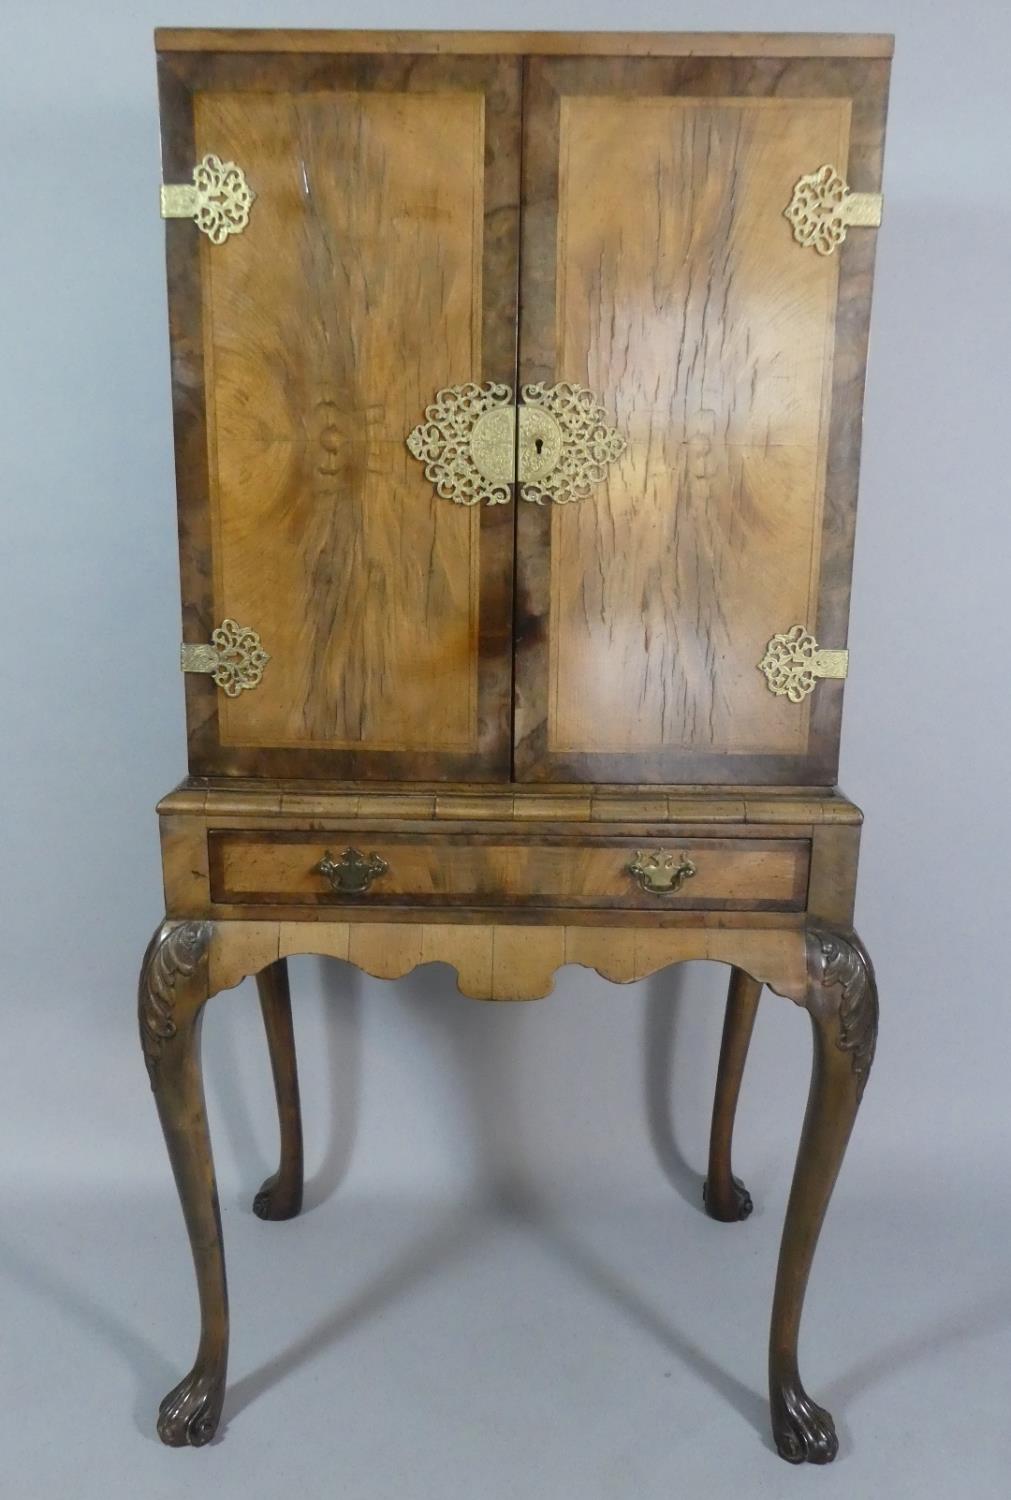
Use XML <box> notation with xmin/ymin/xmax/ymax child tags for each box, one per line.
<box><xmin>704</xmin><ymin>966</ymin><xmax>761</xmax><ymax>1221</ymax></box>
<box><xmin>769</xmin><ymin>925</ymin><xmax>878</xmax><ymax>1464</ymax></box>
<box><xmin>253</xmin><ymin>958</ymin><xmax>304</xmax><ymax>1221</ymax></box>
<box><xmin>139</xmin><ymin>919</ymin><xmax>228</xmax><ymax>1448</ymax></box>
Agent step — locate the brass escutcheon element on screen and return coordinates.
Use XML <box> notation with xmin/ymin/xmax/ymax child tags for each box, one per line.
<box><xmin>406</xmin><ymin>381</ymin><xmax>625</xmax><ymax>506</ymax></box>
<box><xmin>517</xmin><ymin>405</ymin><xmax>564</xmax><ymax>482</ymax></box>
<box><xmin>517</xmin><ymin>383</ymin><xmax>626</xmax><ymax>505</ymax></box>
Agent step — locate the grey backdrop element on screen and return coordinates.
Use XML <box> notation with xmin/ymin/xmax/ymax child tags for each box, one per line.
<box><xmin>2</xmin><ymin>3</ymin><xmax>1009</xmax><ymax>1497</ymax></box>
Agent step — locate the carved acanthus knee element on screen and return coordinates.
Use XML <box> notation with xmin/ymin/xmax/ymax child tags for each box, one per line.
<box><xmin>804</xmin><ymin>924</ymin><xmax>878</xmax><ymax>1102</ymax></box>
<box><xmin>139</xmin><ymin>920</ymin><xmax>213</xmax><ymax>1086</ymax></box>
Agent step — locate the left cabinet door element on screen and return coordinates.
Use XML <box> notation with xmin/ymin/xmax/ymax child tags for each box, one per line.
<box><xmin>160</xmin><ymin>47</ymin><xmax>520</xmax><ymax>779</ymax></box>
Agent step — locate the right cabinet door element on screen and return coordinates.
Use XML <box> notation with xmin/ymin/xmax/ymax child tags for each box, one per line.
<box><xmin>513</xmin><ymin>53</ymin><xmax>888</xmax><ymax>784</ymax></box>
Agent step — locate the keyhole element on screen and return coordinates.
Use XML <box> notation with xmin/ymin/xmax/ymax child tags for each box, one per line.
<box><xmin>535</xmin><ymin>437</ymin><xmax>544</xmax><ymax>455</ymax></box>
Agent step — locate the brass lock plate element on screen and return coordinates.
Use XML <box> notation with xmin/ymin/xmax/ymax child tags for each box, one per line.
<box><xmin>517</xmin><ymin>405</ymin><xmax>564</xmax><ymax>482</ymax></box>
<box><xmin>469</xmin><ymin>405</ymin><xmax>516</xmax><ymax>486</ymax></box>
<box><xmin>468</xmin><ymin>404</ymin><xmax>564</xmax><ymax>486</ymax></box>
<box><xmin>406</xmin><ymin>383</ymin><xmax>515</xmax><ymax>506</ymax></box>
<box><xmin>518</xmin><ymin>383</ymin><xmax>626</xmax><ymax>505</ymax></box>
<box><xmin>407</xmin><ymin>382</ymin><xmax>625</xmax><ymax>505</ymax></box>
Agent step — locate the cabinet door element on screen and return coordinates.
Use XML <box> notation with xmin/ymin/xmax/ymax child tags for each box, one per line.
<box><xmin>514</xmin><ymin>54</ymin><xmax>888</xmax><ymax>784</ymax></box>
<box><xmin>160</xmin><ymin>48</ymin><xmax>520</xmax><ymax>779</ymax></box>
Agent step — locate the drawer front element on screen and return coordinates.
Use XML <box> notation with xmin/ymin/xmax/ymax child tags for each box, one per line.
<box><xmin>208</xmin><ymin>832</ymin><xmax>810</xmax><ymax>912</ymax></box>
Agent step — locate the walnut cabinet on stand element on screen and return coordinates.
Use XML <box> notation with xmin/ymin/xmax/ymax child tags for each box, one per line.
<box><xmin>141</xmin><ymin>29</ymin><xmax>890</xmax><ymax>1461</ymax></box>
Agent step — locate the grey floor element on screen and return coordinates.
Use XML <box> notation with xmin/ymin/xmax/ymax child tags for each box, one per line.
<box><xmin>3</xmin><ymin>1173</ymin><xmax>1009</xmax><ymax>1499</ymax></box>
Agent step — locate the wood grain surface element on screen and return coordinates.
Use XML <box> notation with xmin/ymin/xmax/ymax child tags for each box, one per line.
<box><xmin>158</xmin><ymin>39</ymin><xmax>887</xmax><ymax>788</ymax></box>
<box><xmin>159</xmin><ymin>776</ymin><xmax>864</xmax><ymax>825</ymax></box>
<box><xmin>200</xmin><ymin>88</ymin><xmax>484</xmax><ymax>756</ymax></box>
<box><xmin>157</xmin><ymin>31</ymin><xmax>894</xmax><ymax>59</ymax></box>
<box><xmin>514</xmin><ymin>55</ymin><xmax>889</xmax><ymax>784</ymax></box>
<box><xmin>157</xmin><ymin>779</ymin><xmax>861</xmax><ymax>927</ymax></box>
<box><xmin>161</xmin><ymin>50</ymin><xmax>520</xmax><ymax>780</ymax></box>
<box><xmin>207</xmin><ymin>830</ymin><xmax>810</xmax><ymax>911</ymax></box>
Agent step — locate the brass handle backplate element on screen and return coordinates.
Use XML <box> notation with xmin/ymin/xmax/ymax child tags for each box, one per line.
<box><xmin>314</xmin><ymin>848</ymin><xmax>389</xmax><ymax>896</ymax></box>
<box><xmin>628</xmin><ymin>850</ymin><xmax>697</xmax><ymax>896</ymax></box>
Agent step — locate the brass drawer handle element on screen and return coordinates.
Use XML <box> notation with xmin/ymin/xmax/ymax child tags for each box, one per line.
<box><xmin>628</xmin><ymin>849</ymin><xmax>697</xmax><ymax>896</ymax></box>
<box><xmin>314</xmin><ymin>848</ymin><xmax>388</xmax><ymax>896</ymax></box>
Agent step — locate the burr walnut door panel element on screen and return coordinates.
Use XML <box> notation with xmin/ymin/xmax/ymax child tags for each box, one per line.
<box><xmin>513</xmin><ymin>55</ymin><xmax>888</xmax><ymax>784</ymax></box>
<box><xmin>160</xmin><ymin>50</ymin><xmax>520</xmax><ymax>779</ymax></box>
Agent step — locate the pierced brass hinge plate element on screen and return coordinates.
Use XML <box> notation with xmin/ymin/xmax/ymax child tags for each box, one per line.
<box><xmin>181</xmin><ymin>619</ymin><xmax>269</xmax><ymax>697</ymax></box>
<box><xmin>160</xmin><ymin>153</ymin><xmax>255</xmax><ymax>244</ymax></box>
<box><xmin>406</xmin><ymin>382</ymin><xmax>626</xmax><ymax>506</ymax></box>
<box><xmin>758</xmin><ymin>625</ymin><xmax>848</xmax><ymax>703</ymax></box>
<box><xmin>784</xmin><ymin>164</ymin><xmax>882</xmax><ymax>256</ymax></box>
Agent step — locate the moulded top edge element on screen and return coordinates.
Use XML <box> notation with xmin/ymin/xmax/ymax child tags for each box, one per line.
<box><xmin>154</xmin><ymin>29</ymin><xmax>895</xmax><ymax>60</ymax></box>
<box><xmin>167</xmin><ymin>777</ymin><xmax>856</xmax><ymax>799</ymax></box>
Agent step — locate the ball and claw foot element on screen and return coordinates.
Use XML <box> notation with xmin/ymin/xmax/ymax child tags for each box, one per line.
<box><xmin>252</xmin><ymin>1170</ymin><xmax>302</xmax><ymax>1221</ymax></box>
<box><xmin>157</xmin><ymin>1366</ymin><xmax>225</xmax><ymax>1447</ymax></box>
<box><xmin>702</xmin><ymin>1174</ymin><xmax>754</xmax><ymax>1222</ymax></box>
<box><xmin>771</xmin><ymin>1385</ymin><xmax>839</xmax><ymax>1465</ymax></box>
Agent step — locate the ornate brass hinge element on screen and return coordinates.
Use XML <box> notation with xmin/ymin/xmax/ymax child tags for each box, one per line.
<box><xmin>160</xmin><ymin>153</ymin><xmax>255</xmax><ymax>244</ymax></box>
<box><xmin>784</xmin><ymin>164</ymin><xmax>882</xmax><ymax>256</ymax></box>
<box><xmin>406</xmin><ymin>382</ymin><xmax>626</xmax><ymax>506</ymax></box>
<box><xmin>180</xmin><ymin>619</ymin><xmax>269</xmax><ymax>696</ymax></box>
<box><xmin>758</xmin><ymin>625</ymin><xmax>849</xmax><ymax>703</ymax></box>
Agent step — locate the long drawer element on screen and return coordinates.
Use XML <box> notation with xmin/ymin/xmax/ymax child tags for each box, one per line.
<box><xmin>207</xmin><ymin>832</ymin><xmax>810</xmax><ymax>912</ymax></box>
